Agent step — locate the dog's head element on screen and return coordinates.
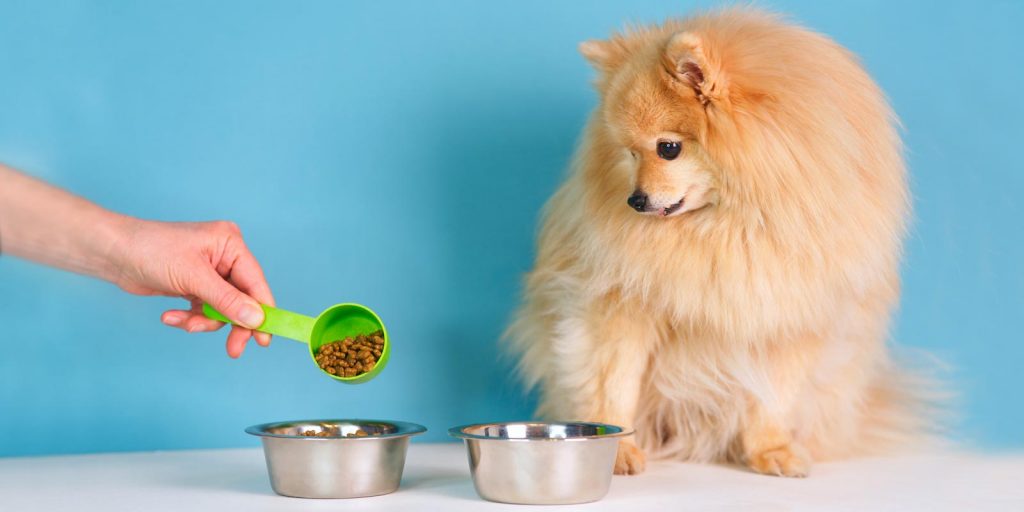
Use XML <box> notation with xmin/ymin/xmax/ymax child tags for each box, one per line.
<box><xmin>580</xmin><ymin>30</ymin><xmax>732</xmax><ymax>218</ymax></box>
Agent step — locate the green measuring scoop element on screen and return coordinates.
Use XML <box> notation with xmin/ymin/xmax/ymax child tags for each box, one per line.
<box><xmin>202</xmin><ymin>302</ymin><xmax>389</xmax><ymax>384</ymax></box>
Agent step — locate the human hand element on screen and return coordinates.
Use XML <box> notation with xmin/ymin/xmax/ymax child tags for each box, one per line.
<box><xmin>111</xmin><ymin>218</ymin><xmax>275</xmax><ymax>358</ymax></box>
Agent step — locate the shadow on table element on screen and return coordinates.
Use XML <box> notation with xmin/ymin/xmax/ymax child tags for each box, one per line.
<box><xmin>169</xmin><ymin>459</ymin><xmax>480</xmax><ymax>500</ymax></box>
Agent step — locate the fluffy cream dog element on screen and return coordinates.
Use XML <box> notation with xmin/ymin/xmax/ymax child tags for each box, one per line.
<box><xmin>508</xmin><ymin>8</ymin><xmax>934</xmax><ymax>477</ymax></box>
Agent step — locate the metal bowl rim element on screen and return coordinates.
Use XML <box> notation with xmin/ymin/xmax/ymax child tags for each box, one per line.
<box><xmin>447</xmin><ymin>421</ymin><xmax>633</xmax><ymax>441</ymax></box>
<box><xmin>245</xmin><ymin>419</ymin><xmax>427</xmax><ymax>439</ymax></box>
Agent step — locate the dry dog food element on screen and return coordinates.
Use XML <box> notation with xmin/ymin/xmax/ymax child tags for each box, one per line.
<box><xmin>301</xmin><ymin>428</ymin><xmax>371</xmax><ymax>438</ymax></box>
<box><xmin>314</xmin><ymin>331</ymin><xmax>385</xmax><ymax>378</ymax></box>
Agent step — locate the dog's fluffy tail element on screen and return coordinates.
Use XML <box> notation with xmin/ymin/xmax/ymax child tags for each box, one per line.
<box><xmin>853</xmin><ymin>348</ymin><xmax>955</xmax><ymax>457</ymax></box>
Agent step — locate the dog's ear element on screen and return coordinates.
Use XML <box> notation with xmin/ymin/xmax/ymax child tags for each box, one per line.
<box><xmin>663</xmin><ymin>32</ymin><xmax>728</xmax><ymax>108</ymax></box>
<box><xmin>579</xmin><ymin>38</ymin><xmax>627</xmax><ymax>71</ymax></box>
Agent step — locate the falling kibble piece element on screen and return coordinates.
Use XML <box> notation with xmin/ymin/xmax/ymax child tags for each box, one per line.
<box><xmin>314</xmin><ymin>330</ymin><xmax>385</xmax><ymax>378</ymax></box>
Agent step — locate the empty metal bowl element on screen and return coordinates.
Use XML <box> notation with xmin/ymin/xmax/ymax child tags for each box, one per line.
<box><xmin>246</xmin><ymin>419</ymin><xmax>426</xmax><ymax>498</ymax></box>
<box><xmin>448</xmin><ymin>421</ymin><xmax>633</xmax><ymax>505</ymax></box>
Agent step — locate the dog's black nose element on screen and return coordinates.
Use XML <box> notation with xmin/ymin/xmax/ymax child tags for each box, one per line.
<box><xmin>627</xmin><ymin>191</ymin><xmax>648</xmax><ymax>212</ymax></box>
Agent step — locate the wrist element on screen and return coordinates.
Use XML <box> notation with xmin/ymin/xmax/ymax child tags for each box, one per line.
<box><xmin>92</xmin><ymin>211</ymin><xmax>140</xmax><ymax>285</ymax></box>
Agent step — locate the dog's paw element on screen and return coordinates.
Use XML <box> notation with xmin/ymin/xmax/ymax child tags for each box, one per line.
<box><xmin>614</xmin><ymin>441</ymin><xmax>646</xmax><ymax>475</ymax></box>
<box><xmin>747</xmin><ymin>445</ymin><xmax>810</xmax><ymax>478</ymax></box>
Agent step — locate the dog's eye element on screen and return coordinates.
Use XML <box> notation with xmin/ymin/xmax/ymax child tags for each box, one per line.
<box><xmin>656</xmin><ymin>141</ymin><xmax>682</xmax><ymax>160</ymax></box>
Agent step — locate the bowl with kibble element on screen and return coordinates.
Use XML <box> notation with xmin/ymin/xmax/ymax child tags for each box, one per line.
<box><xmin>247</xmin><ymin>419</ymin><xmax>427</xmax><ymax>499</ymax></box>
<box><xmin>203</xmin><ymin>302</ymin><xmax>389</xmax><ymax>383</ymax></box>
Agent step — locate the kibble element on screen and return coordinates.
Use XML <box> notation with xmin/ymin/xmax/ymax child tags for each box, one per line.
<box><xmin>301</xmin><ymin>429</ymin><xmax>335</xmax><ymax>438</ymax></box>
<box><xmin>301</xmin><ymin>428</ymin><xmax>373</xmax><ymax>438</ymax></box>
<box><xmin>314</xmin><ymin>331</ymin><xmax>385</xmax><ymax>378</ymax></box>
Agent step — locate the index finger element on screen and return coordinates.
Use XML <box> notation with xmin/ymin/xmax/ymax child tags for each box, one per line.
<box><xmin>226</xmin><ymin>239</ymin><xmax>275</xmax><ymax>307</ymax></box>
<box><xmin>226</xmin><ymin>238</ymin><xmax>275</xmax><ymax>347</ymax></box>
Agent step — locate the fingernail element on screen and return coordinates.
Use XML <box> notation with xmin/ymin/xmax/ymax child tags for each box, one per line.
<box><xmin>238</xmin><ymin>303</ymin><xmax>264</xmax><ymax>329</ymax></box>
<box><xmin>164</xmin><ymin>316</ymin><xmax>182</xmax><ymax>326</ymax></box>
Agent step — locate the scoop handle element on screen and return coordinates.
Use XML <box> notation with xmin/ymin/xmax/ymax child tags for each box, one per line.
<box><xmin>201</xmin><ymin>303</ymin><xmax>315</xmax><ymax>344</ymax></box>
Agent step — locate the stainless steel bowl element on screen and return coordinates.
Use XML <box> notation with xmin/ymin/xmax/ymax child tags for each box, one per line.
<box><xmin>448</xmin><ymin>421</ymin><xmax>633</xmax><ymax>505</ymax></box>
<box><xmin>246</xmin><ymin>419</ymin><xmax>426</xmax><ymax>499</ymax></box>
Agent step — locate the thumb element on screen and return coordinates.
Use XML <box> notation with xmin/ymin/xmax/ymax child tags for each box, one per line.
<box><xmin>191</xmin><ymin>266</ymin><xmax>265</xmax><ymax>329</ymax></box>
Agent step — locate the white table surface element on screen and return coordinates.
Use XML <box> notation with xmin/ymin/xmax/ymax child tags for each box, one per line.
<box><xmin>1</xmin><ymin>443</ymin><xmax>1021</xmax><ymax>511</ymax></box>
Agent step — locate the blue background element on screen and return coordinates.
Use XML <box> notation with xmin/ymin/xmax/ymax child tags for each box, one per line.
<box><xmin>1</xmin><ymin>0</ymin><xmax>1021</xmax><ymax>456</ymax></box>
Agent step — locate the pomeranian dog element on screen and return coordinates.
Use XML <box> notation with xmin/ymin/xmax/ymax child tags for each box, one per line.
<box><xmin>508</xmin><ymin>8</ymin><xmax>936</xmax><ymax>477</ymax></box>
